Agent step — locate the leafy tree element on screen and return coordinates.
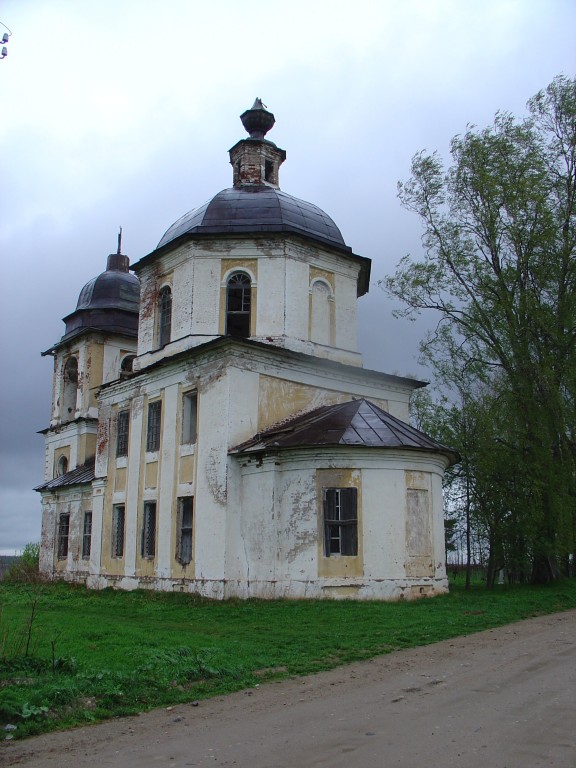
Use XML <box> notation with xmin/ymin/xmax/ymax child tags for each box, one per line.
<box><xmin>388</xmin><ymin>76</ymin><xmax>576</xmax><ymax>583</ymax></box>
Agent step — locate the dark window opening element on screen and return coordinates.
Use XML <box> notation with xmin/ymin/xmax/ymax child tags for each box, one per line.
<box><xmin>265</xmin><ymin>159</ymin><xmax>274</xmax><ymax>183</ymax></box>
<box><xmin>323</xmin><ymin>488</ymin><xmax>358</xmax><ymax>557</ymax></box>
<box><xmin>116</xmin><ymin>410</ymin><xmax>130</xmax><ymax>457</ymax></box>
<box><xmin>112</xmin><ymin>505</ymin><xmax>125</xmax><ymax>558</ymax></box>
<box><xmin>57</xmin><ymin>513</ymin><xmax>70</xmax><ymax>559</ymax></box>
<box><xmin>82</xmin><ymin>511</ymin><xmax>92</xmax><ymax>559</ymax></box>
<box><xmin>176</xmin><ymin>497</ymin><xmax>193</xmax><ymax>565</ymax></box>
<box><xmin>159</xmin><ymin>286</ymin><xmax>172</xmax><ymax>347</ymax></box>
<box><xmin>120</xmin><ymin>355</ymin><xmax>135</xmax><ymax>377</ymax></box>
<box><xmin>146</xmin><ymin>401</ymin><xmax>162</xmax><ymax>452</ymax></box>
<box><xmin>226</xmin><ymin>272</ymin><xmax>251</xmax><ymax>338</ymax></box>
<box><xmin>141</xmin><ymin>501</ymin><xmax>157</xmax><ymax>559</ymax></box>
<box><xmin>181</xmin><ymin>392</ymin><xmax>198</xmax><ymax>445</ymax></box>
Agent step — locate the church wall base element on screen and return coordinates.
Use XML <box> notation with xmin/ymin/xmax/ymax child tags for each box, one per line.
<box><xmin>47</xmin><ymin>572</ymin><xmax>448</xmax><ymax>601</ymax></box>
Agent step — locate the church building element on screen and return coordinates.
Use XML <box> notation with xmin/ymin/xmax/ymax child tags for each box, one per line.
<box><xmin>36</xmin><ymin>100</ymin><xmax>457</xmax><ymax>600</ymax></box>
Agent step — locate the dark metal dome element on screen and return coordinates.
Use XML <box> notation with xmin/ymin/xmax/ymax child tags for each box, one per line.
<box><xmin>157</xmin><ymin>186</ymin><xmax>351</xmax><ymax>253</ymax></box>
<box><xmin>62</xmin><ymin>253</ymin><xmax>140</xmax><ymax>340</ymax></box>
<box><xmin>76</xmin><ymin>255</ymin><xmax>139</xmax><ymax>313</ymax></box>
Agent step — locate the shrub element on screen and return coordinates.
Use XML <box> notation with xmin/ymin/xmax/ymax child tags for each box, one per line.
<box><xmin>4</xmin><ymin>544</ymin><xmax>41</xmax><ymax>584</ymax></box>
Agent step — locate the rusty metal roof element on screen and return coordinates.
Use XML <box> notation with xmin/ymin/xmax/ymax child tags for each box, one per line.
<box><xmin>231</xmin><ymin>399</ymin><xmax>458</xmax><ymax>462</ymax></box>
<box><xmin>34</xmin><ymin>459</ymin><xmax>95</xmax><ymax>492</ymax></box>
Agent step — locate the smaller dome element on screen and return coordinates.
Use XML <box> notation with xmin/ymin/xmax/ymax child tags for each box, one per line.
<box><xmin>62</xmin><ymin>253</ymin><xmax>140</xmax><ymax>341</ymax></box>
<box><xmin>76</xmin><ymin>254</ymin><xmax>139</xmax><ymax>314</ymax></box>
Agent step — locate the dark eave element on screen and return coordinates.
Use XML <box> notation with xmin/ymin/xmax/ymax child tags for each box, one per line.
<box><xmin>230</xmin><ymin>398</ymin><xmax>459</xmax><ymax>465</ymax></box>
<box><xmin>42</xmin><ymin>325</ymin><xmax>138</xmax><ymax>357</ymax></box>
<box><xmin>35</xmin><ymin>458</ymin><xmax>96</xmax><ymax>492</ymax></box>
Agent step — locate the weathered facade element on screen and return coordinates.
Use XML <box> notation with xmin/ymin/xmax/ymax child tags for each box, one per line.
<box><xmin>37</xmin><ymin>101</ymin><xmax>457</xmax><ymax>600</ymax></box>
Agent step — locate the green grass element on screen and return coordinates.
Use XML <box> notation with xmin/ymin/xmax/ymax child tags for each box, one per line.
<box><xmin>1</xmin><ymin>578</ymin><xmax>575</xmax><ymax>740</ymax></box>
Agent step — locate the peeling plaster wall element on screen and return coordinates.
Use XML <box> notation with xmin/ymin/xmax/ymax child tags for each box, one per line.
<box><xmin>226</xmin><ymin>449</ymin><xmax>448</xmax><ymax>600</ymax></box>
<box><xmin>38</xmin><ymin>486</ymin><xmax>93</xmax><ymax>580</ymax></box>
<box><xmin>133</xmin><ymin>235</ymin><xmax>364</xmax><ymax>368</ymax></box>
<box><xmin>41</xmin><ymin>338</ymin><xmax>438</xmax><ymax>600</ymax></box>
<box><xmin>206</xmin><ymin>448</ymin><xmax>448</xmax><ymax>600</ymax></box>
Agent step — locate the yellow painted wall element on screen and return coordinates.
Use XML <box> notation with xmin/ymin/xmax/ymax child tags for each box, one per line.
<box><xmin>258</xmin><ymin>375</ymin><xmax>389</xmax><ymax>432</ymax></box>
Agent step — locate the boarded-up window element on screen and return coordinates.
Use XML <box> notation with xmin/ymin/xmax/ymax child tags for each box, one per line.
<box><xmin>181</xmin><ymin>392</ymin><xmax>198</xmax><ymax>445</ymax></box>
<box><xmin>141</xmin><ymin>501</ymin><xmax>156</xmax><ymax>559</ymax></box>
<box><xmin>57</xmin><ymin>513</ymin><xmax>70</xmax><ymax>559</ymax></box>
<box><xmin>112</xmin><ymin>505</ymin><xmax>125</xmax><ymax>558</ymax></box>
<box><xmin>82</xmin><ymin>511</ymin><xmax>92</xmax><ymax>559</ymax></box>
<box><xmin>146</xmin><ymin>401</ymin><xmax>162</xmax><ymax>452</ymax></box>
<box><xmin>406</xmin><ymin>489</ymin><xmax>431</xmax><ymax>556</ymax></box>
<box><xmin>176</xmin><ymin>497</ymin><xmax>193</xmax><ymax>565</ymax></box>
<box><xmin>62</xmin><ymin>357</ymin><xmax>78</xmax><ymax>419</ymax></box>
<box><xmin>310</xmin><ymin>281</ymin><xmax>331</xmax><ymax>346</ymax></box>
<box><xmin>116</xmin><ymin>410</ymin><xmax>130</xmax><ymax>457</ymax></box>
<box><xmin>323</xmin><ymin>488</ymin><xmax>358</xmax><ymax>556</ymax></box>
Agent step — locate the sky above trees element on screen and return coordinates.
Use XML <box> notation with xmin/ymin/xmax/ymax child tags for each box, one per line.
<box><xmin>1</xmin><ymin>0</ymin><xmax>575</xmax><ymax>553</ymax></box>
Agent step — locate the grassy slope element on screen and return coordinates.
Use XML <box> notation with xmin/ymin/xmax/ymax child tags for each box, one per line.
<box><xmin>1</xmin><ymin>578</ymin><xmax>575</xmax><ymax>739</ymax></box>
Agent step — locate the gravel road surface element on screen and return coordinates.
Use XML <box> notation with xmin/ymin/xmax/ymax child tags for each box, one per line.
<box><xmin>3</xmin><ymin>609</ymin><xmax>575</xmax><ymax>767</ymax></box>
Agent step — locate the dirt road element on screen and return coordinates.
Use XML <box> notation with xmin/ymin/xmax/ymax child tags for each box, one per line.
<box><xmin>3</xmin><ymin>609</ymin><xmax>575</xmax><ymax>768</ymax></box>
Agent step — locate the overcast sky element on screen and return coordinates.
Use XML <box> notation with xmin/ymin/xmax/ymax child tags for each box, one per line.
<box><xmin>1</xmin><ymin>0</ymin><xmax>575</xmax><ymax>555</ymax></box>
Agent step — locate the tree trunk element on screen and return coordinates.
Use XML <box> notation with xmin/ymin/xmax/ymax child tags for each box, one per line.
<box><xmin>530</xmin><ymin>554</ymin><xmax>560</xmax><ymax>584</ymax></box>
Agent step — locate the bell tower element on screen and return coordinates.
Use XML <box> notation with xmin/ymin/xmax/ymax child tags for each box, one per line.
<box><xmin>40</xmin><ymin>239</ymin><xmax>139</xmax><ymax>480</ymax></box>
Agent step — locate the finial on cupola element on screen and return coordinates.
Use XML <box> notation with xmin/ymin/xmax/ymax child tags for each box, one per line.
<box><xmin>240</xmin><ymin>98</ymin><xmax>276</xmax><ymax>139</ymax></box>
<box><xmin>107</xmin><ymin>226</ymin><xmax>130</xmax><ymax>272</ymax></box>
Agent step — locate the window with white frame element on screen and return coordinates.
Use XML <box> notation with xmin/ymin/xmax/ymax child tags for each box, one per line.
<box><xmin>146</xmin><ymin>401</ymin><xmax>162</xmax><ymax>452</ymax></box>
<box><xmin>176</xmin><ymin>497</ymin><xmax>193</xmax><ymax>565</ymax></box>
<box><xmin>141</xmin><ymin>501</ymin><xmax>157</xmax><ymax>559</ymax></box>
<box><xmin>323</xmin><ymin>488</ymin><xmax>358</xmax><ymax>556</ymax></box>
<box><xmin>181</xmin><ymin>392</ymin><xmax>198</xmax><ymax>445</ymax></box>
<box><xmin>112</xmin><ymin>505</ymin><xmax>125</xmax><ymax>558</ymax></box>
<box><xmin>82</xmin><ymin>511</ymin><xmax>92</xmax><ymax>559</ymax></box>
<box><xmin>57</xmin><ymin>513</ymin><xmax>70</xmax><ymax>559</ymax></box>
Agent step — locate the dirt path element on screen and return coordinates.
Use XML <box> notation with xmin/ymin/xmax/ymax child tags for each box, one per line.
<box><xmin>3</xmin><ymin>609</ymin><xmax>575</xmax><ymax>768</ymax></box>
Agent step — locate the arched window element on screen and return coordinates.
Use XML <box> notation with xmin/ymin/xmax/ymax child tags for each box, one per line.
<box><xmin>120</xmin><ymin>355</ymin><xmax>135</xmax><ymax>378</ymax></box>
<box><xmin>158</xmin><ymin>286</ymin><xmax>172</xmax><ymax>347</ymax></box>
<box><xmin>56</xmin><ymin>455</ymin><xmax>69</xmax><ymax>477</ymax></box>
<box><xmin>226</xmin><ymin>272</ymin><xmax>251</xmax><ymax>338</ymax></box>
<box><xmin>62</xmin><ymin>357</ymin><xmax>78</xmax><ymax>419</ymax></box>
